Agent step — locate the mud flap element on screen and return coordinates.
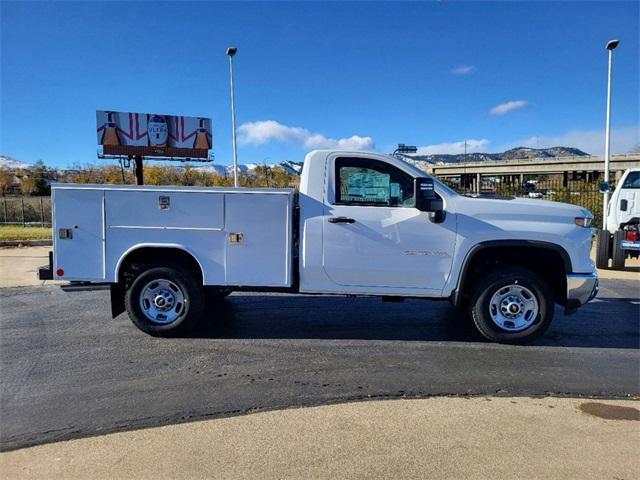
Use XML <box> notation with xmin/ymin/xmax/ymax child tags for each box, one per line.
<box><xmin>110</xmin><ymin>283</ymin><xmax>125</xmax><ymax>318</ymax></box>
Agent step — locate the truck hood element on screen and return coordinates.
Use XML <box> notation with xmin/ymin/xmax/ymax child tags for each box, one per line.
<box><xmin>454</xmin><ymin>195</ymin><xmax>591</xmax><ymax>222</ymax></box>
<box><xmin>451</xmin><ymin>194</ymin><xmax>595</xmax><ymax>274</ymax></box>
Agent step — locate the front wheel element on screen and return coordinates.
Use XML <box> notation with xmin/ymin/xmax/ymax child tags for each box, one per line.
<box><xmin>125</xmin><ymin>266</ymin><xmax>204</xmax><ymax>336</ymax></box>
<box><xmin>469</xmin><ymin>266</ymin><xmax>554</xmax><ymax>344</ymax></box>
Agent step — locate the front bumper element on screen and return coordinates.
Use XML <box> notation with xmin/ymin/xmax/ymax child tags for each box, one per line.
<box><xmin>565</xmin><ymin>271</ymin><xmax>598</xmax><ymax>314</ymax></box>
<box><xmin>621</xmin><ymin>239</ymin><xmax>640</xmax><ymax>251</ymax></box>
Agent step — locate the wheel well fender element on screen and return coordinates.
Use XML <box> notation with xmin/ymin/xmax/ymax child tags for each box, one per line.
<box><xmin>115</xmin><ymin>244</ymin><xmax>205</xmax><ymax>283</ymax></box>
<box><xmin>452</xmin><ymin>240</ymin><xmax>571</xmax><ymax>306</ymax></box>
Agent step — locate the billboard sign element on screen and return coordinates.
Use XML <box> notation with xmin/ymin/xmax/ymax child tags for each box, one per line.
<box><xmin>97</xmin><ymin>111</ymin><xmax>213</xmax><ymax>160</ymax></box>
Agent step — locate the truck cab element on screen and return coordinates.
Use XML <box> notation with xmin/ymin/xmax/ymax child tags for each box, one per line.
<box><xmin>597</xmin><ymin>167</ymin><xmax>640</xmax><ymax>270</ymax></box>
<box><xmin>298</xmin><ymin>151</ymin><xmax>457</xmax><ymax>296</ymax></box>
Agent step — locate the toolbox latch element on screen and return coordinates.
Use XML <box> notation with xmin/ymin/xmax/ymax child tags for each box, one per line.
<box><xmin>228</xmin><ymin>232</ymin><xmax>244</xmax><ymax>244</ymax></box>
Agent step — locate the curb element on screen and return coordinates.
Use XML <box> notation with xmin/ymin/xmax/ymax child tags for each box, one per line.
<box><xmin>0</xmin><ymin>240</ymin><xmax>52</xmax><ymax>247</ymax></box>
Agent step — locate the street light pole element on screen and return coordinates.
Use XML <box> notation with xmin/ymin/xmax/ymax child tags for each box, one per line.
<box><xmin>603</xmin><ymin>39</ymin><xmax>619</xmax><ymax>229</ymax></box>
<box><xmin>227</xmin><ymin>47</ymin><xmax>239</xmax><ymax>188</ymax></box>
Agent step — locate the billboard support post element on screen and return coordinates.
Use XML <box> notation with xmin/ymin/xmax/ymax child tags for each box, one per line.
<box><xmin>134</xmin><ymin>155</ymin><xmax>144</xmax><ymax>185</ymax></box>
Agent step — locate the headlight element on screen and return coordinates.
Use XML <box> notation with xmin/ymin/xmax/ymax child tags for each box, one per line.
<box><xmin>574</xmin><ymin>217</ymin><xmax>593</xmax><ymax>227</ymax></box>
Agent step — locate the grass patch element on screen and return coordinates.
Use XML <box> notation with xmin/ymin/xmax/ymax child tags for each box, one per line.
<box><xmin>0</xmin><ymin>225</ymin><xmax>52</xmax><ymax>241</ymax></box>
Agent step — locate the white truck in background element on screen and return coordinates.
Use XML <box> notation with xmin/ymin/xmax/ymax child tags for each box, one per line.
<box><xmin>40</xmin><ymin>150</ymin><xmax>598</xmax><ymax>344</ymax></box>
<box><xmin>596</xmin><ymin>168</ymin><xmax>640</xmax><ymax>270</ymax></box>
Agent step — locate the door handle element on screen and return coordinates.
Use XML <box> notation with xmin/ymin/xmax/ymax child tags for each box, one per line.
<box><xmin>328</xmin><ymin>216</ymin><xmax>356</xmax><ymax>224</ymax></box>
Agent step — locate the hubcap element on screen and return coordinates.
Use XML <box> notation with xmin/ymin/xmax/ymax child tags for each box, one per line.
<box><xmin>488</xmin><ymin>284</ymin><xmax>539</xmax><ymax>332</ymax></box>
<box><xmin>139</xmin><ymin>279</ymin><xmax>186</xmax><ymax>324</ymax></box>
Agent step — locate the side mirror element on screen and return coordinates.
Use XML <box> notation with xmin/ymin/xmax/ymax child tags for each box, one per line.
<box><xmin>415</xmin><ymin>177</ymin><xmax>445</xmax><ymax>223</ymax></box>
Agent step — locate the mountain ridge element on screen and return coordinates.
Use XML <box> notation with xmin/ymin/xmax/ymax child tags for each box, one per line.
<box><xmin>0</xmin><ymin>155</ymin><xmax>33</xmax><ymax>170</ymax></box>
<box><xmin>401</xmin><ymin>146</ymin><xmax>589</xmax><ymax>165</ymax></box>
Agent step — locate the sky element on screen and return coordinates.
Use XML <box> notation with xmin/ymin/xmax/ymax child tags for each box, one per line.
<box><xmin>1</xmin><ymin>1</ymin><xmax>638</xmax><ymax>168</ymax></box>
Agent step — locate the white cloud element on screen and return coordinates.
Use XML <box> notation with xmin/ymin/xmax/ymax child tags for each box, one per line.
<box><xmin>504</xmin><ymin>126</ymin><xmax>639</xmax><ymax>156</ymax></box>
<box><xmin>489</xmin><ymin>100</ymin><xmax>528</xmax><ymax>116</ymax></box>
<box><xmin>415</xmin><ymin>139</ymin><xmax>489</xmax><ymax>155</ymax></box>
<box><xmin>238</xmin><ymin>120</ymin><xmax>374</xmax><ymax>151</ymax></box>
<box><xmin>452</xmin><ymin>65</ymin><xmax>475</xmax><ymax>75</ymax></box>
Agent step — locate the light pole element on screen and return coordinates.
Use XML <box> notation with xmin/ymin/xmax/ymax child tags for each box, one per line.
<box><xmin>227</xmin><ymin>47</ymin><xmax>239</xmax><ymax>187</ymax></box>
<box><xmin>602</xmin><ymin>39</ymin><xmax>619</xmax><ymax>229</ymax></box>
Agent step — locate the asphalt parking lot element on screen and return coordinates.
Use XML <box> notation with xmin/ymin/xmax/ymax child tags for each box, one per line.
<box><xmin>1</xmin><ymin>276</ymin><xmax>638</xmax><ymax>452</ymax></box>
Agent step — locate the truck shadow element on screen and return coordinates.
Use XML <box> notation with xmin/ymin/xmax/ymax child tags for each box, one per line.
<box><xmin>187</xmin><ymin>294</ymin><xmax>640</xmax><ymax>349</ymax></box>
<box><xmin>617</xmin><ymin>266</ymin><xmax>640</xmax><ymax>273</ymax></box>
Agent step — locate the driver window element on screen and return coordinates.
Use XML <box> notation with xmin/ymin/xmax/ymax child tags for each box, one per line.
<box><xmin>335</xmin><ymin>157</ymin><xmax>415</xmax><ymax>207</ymax></box>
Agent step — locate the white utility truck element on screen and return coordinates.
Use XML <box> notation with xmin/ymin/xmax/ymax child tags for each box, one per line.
<box><xmin>40</xmin><ymin>150</ymin><xmax>598</xmax><ymax>344</ymax></box>
<box><xmin>596</xmin><ymin>168</ymin><xmax>640</xmax><ymax>270</ymax></box>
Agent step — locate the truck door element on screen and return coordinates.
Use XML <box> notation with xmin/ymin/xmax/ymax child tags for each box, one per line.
<box><xmin>322</xmin><ymin>157</ymin><xmax>456</xmax><ymax>292</ymax></box>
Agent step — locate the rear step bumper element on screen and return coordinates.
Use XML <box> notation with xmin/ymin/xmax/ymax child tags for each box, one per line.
<box><xmin>61</xmin><ymin>283</ymin><xmax>111</xmax><ymax>292</ymax></box>
<box><xmin>38</xmin><ymin>251</ymin><xmax>53</xmax><ymax>280</ymax></box>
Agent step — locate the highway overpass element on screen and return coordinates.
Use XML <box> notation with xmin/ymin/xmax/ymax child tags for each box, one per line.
<box><xmin>426</xmin><ymin>153</ymin><xmax>639</xmax><ymax>191</ymax></box>
<box><xmin>427</xmin><ymin>154</ymin><xmax>638</xmax><ymax>176</ymax></box>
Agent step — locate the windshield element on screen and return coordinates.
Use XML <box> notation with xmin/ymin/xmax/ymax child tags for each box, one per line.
<box><xmin>395</xmin><ymin>157</ymin><xmax>459</xmax><ymax>196</ymax></box>
<box><xmin>622</xmin><ymin>171</ymin><xmax>640</xmax><ymax>189</ymax></box>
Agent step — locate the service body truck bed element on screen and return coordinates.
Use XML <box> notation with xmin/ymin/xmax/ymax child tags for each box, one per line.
<box><xmin>52</xmin><ymin>185</ymin><xmax>294</xmax><ymax>287</ymax></box>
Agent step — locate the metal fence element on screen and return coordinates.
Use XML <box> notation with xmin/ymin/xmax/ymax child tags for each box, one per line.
<box><xmin>0</xmin><ymin>196</ymin><xmax>52</xmax><ymax>226</ymax></box>
<box><xmin>440</xmin><ymin>178</ymin><xmax>603</xmax><ymax>227</ymax></box>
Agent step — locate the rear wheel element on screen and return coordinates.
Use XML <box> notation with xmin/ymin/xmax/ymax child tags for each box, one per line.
<box><xmin>611</xmin><ymin>230</ymin><xmax>626</xmax><ymax>270</ymax></box>
<box><xmin>595</xmin><ymin>230</ymin><xmax>611</xmax><ymax>269</ymax></box>
<box><xmin>468</xmin><ymin>266</ymin><xmax>554</xmax><ymax>344</ymax></box>
<box><xmin>125</xmin><ymin>266</ymin><xmax>204</xmax><ymax>336</ymax></box>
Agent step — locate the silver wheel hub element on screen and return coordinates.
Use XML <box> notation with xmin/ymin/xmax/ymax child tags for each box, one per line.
<box><xmin>489</xmin><ymin>284</ymin><xmax>539</xmax><ymax>332</ymax></box>
<box><xmin>139</xmin><ymin>279</ymin><xmax>186</xmax><ymax>324</ymax></box>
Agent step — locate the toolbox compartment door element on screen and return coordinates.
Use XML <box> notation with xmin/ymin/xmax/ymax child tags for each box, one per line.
<box><xmin>53</xmin><ymin>189</ymin><xmax>105</xmax><ymax>281</ymax></box>
<box><xmin>105</xmin><ymin>191</ymin><xmax>224</xmax><ymax>230</ymax></box>
<box><xmin>224</xmin><ymin>193</ymin><xmax>292</xmax><ymax>287</ymax></box>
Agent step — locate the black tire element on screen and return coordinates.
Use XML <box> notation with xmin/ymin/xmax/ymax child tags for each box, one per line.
<box><xmin>611</xmin><ymin>230</ymin><xmax>626</xmax><ymax>270</ymax></box>
<box><xmin>595</xmin><ymin>230</ymin><xmax>611</xmax><ymax>269</ymax></box>
<box><xmin>125</xmin><ymin>266</ymin><xmax>204</xmax><ymax>337</ymax></box>
<box><xmin>468</xmin><ymin>266</ymin><xmax>554</xmax><ymax>344</ymax></box>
